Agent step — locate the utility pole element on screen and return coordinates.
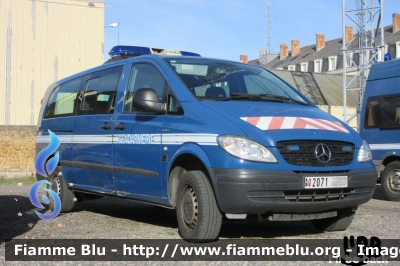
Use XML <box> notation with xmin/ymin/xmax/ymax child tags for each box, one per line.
<box><xmin>266</xmin><ymin>0</ymin><xmax>271</xmax><ymax>54</ymax></box>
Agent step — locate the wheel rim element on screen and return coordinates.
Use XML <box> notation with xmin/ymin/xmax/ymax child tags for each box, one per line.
<box><xmin>49</xmin><ymin>172</ymin><xmax>62</xmax><ymax>208</ymax></box>
<box><xmin>181</xmin><ymin>185</ymin><xmax>198</xmax><ymax>230</ymax></box>
<box><xmin>388</xmin><ymin>169</ymin><xmax>400</xmax><ymax>192</ymax></box>
<box><xmin>51</xmin><ymin>175</ymin><xmax>61</xmax><ymax>195</ymax></box>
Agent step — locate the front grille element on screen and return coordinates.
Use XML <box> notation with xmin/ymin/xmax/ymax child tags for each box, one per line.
<box><xmin>283</xmin><ymin>189</ymin><xmax>355</xmax><ymax>202</ymax></box>
<box><xmin>277</xmin><ymin>140</ymin><xmax>355</xmax><ymax>166</ymax></box>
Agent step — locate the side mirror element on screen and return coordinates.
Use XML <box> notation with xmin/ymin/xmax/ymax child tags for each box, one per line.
<box><xmin>132</xmin><ymin>88</ymin><xmax>166</xmax><ymax>114</ymax></box>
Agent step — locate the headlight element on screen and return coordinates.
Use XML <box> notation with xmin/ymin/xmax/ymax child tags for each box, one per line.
<box><xmin>358</xmin><ymin>140</ymin><xmax>372</xmax><ymax>163</ymax></box>
<box><xmin>217</xmin><ymin>135</ymin><xmax>277</xmax><ymax>163</ymax></box>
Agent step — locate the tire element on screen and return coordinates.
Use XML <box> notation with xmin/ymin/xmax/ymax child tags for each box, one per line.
<box><xmin>381</xmin><ymin>161</ymin><xmax>400</xmax><ymax>201</ymax></box>
<box><xmin>176</xmin><ymin>171</ymin><xmax>222</xmax><ymax>243</ymax></box>
<box><xmin>48</xmin><ymin>168</ymin><xmax>75</xmax><ymax>213</ymax></box>
<box><xmin>311</xmin><ymin>207</ymin><xmax>355</xmax><ymax>231</ymax></box>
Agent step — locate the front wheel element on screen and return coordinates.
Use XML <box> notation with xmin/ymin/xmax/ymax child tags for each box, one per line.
<box><xmin>381</xmin><ymin>161</ymin><xmax>400</xmax><ymax>201</ymax></box>
<box><xmin>48</xmin><ymin>168</ymin><xmax>75</xmax><ymax>213</ymax></box>
<box><xmin>176</xmin><ymin>171</ymin><xmax>222</xmax><ymax>242</ymax></box>
<box><xmin>311</xmin><ymin>208</ymin><xmax>355</xmax><ymax>231</ymax></box>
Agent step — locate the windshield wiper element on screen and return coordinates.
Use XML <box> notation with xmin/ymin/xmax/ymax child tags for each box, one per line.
<box><xmin>217</xmin><ymin>93</ymin><xmax>281</xmax><ymax>102</ymax></box>
<box><xmin>217</xmin><ymin>93</ymin><xmax>309</xmax><ymax>105</ymax></box>
<box><xmin>258</xmin><ymin>94</ymin><xmax>309</xmax><ymax>106</ymax></box>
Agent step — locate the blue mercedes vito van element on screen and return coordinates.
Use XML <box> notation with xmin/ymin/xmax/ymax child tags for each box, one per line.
<box><xmin>36</xmin><ymin>46</ymin><xmax>377</xmax><ymax>242</ymax></box>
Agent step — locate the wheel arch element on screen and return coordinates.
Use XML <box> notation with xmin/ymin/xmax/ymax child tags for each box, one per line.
<box><xmin>167</xmin><ymin>144</ymin><xmax>214</xmax><ymax>207</ymax></box>
<box><xmin>381</xmin><ymin>155</ymin><xmax>400</xmax><ymax>173</ymax></box>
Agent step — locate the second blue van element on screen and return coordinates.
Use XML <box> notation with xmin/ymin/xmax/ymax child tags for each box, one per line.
<box><xmin>36</xmin><ymin>46</ymin><xmax>377</xmax><ymax>242</ymax></box>
<box><xmin>360</xmin><ymin>59</ymin><xmax>400</xmax><ymax>201</ymax></box>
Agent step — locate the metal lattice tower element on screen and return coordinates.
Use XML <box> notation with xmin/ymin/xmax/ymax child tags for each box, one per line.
<box><xmin>266</xmin><ymin>0</ymin><xmax>271</xmax><ymax>54</ymax></box>
<box><xmin>342</xmin><ymin>0</ymin><xmax>385</xmax><ymax>130</ymax></box>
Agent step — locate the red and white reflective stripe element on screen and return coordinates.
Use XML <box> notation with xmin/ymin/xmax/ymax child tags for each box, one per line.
<box><xmin>240</xmin><ymin>116</ymin><xmax>349</xmax><ymax>133</ymax></box>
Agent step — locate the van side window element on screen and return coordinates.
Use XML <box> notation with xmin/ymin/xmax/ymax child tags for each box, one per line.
<box><xmin>44</xmin><ymin>78</ymin><xmax>81</xmax><ymax>118</ymax></box>
<box><xmin>365</xmin><ymin>97</ymin><xmax>380</xmax><ymax>128</ymax></box>
<box><xmin>382</xmin><ymin>95</ymin><xmax>400</xmax><ymax>127</ymax></box>
<box><xmin>365</xmin><ymin>95</ymin><xmax>400</xmax><ymax>129</ymax></box>
<box><xmin>124</xmin><ymin>64</ymin><xmax>167</xmax><ymax>112</ymax></box>
<box><xmin>80</xmin><ymin>67</ymin><xmax>122</xmax><ymax>115</ymax></box>
<box><xmin>81</xmin><ymin>78</ymin><xmax>100</xmax><ymax>113</ymax></box>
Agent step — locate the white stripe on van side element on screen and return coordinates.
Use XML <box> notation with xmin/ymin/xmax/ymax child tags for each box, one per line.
<box><xmin>162</xmin><ymin>134</ymin><xmax>218</xmax><ymax>146</ymax></box>
<box><xmin>36</xmin><ymin>135</ymin><xmax>74</xmax><ymax>144</ymax></box>
<box><xmin>36</xmin><ymin>133</ymin><xmax>218</xmax><ymax>146</ymax></box>
<box><xmin>369</xmin><ymin>143</ymin><xmax>400</xmax><ymax>150</ymax></box>
<box><xmin>73</xmin><ymin>135</ymin><xmax>113</xmax><ymax>144</ymax></box>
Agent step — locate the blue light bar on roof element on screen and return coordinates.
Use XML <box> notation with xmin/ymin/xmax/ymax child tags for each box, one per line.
<box><xmin>109</xmin><ymin>46</ymin><xmax>151</xmax><ymax>58</ymax></box>
<box><xmin>108</xmin><ymin>45</ymin><xmax>201</xmax><ymax>58</ymax></box>
<box><xmin>180</xmin><ymin>51</ymin><xmax>201</xmax><ymax>57</ymax></box>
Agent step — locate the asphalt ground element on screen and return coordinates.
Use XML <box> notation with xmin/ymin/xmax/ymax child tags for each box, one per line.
<box><xmin>0</xmin><ymin>182</ymin><xmax>399</xmax><ymax>265</ymax></box>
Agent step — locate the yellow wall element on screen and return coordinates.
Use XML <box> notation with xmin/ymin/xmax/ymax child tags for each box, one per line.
<box><xmin>0</xmin><ymin>0</ymin><xmax>105</xmax><ymax>125</ymax></box>
<box><xmin>0</xmin><ymin>126</ymin><xmax>36</xmax><ymax>177</ymax></box>
<box><xmin>318</xmin><ymin>105</ymin><xmax>358</xmax><ymax>130</ymax></box>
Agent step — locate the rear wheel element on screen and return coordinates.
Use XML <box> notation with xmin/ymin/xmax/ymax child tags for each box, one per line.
<box><xmin>381</xmin><ymin>161</ymin><xmax>400</xmax><ymax>201</ymax></box>
<box><xmin>176</xmin><ymin>171</ymin><xmax>222</xmax><ymax>242</ymax></box>
<box><xmin>49</xmin><ymin>168</ymin><xmax>75</xmax><ymax>213</ymax></box>
<box><xmin>311</xmin><ymin>207</ymin><xmax>355</xmax><ymax>231</ymax></box>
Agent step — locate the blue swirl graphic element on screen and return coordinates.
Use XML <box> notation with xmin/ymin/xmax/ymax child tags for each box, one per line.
<box><xmin>35</xmin><ymin>130</ymin><xmax>60</xmax><ymax>177</ymax></box>
<box><xmin>30</xmin><ymin>129</ymin><xmax>62</xmax><ymax>220</ymax></box>
<box><xmin>28</xmin><ymin>180</ymin><xmax>61</xmax><ymax>220</ymax></box>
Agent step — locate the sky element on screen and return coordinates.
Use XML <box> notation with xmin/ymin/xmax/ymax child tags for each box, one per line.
<box><xmin>104</xmin><ymin>0</ymin><xmax>399</xmax><ymax>62</ymax></box>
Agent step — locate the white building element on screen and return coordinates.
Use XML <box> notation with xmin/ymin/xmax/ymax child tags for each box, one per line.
<box><xmin>0</xmin><ymin>0</ymin><xmax>105</xmax><ymax>125</ymax></box>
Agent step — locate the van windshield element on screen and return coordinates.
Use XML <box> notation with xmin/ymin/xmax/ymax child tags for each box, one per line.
<box><xmin>166</xmin><ymin>58</ymin><xmax>309</xmax><ymax>105</ymax></box>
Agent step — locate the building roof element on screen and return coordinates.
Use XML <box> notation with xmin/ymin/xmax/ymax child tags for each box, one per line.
<box><xmin>270</xmin><ymin>70</ymin><xmax>359</xmax><ymax>107</ymax></box>
<box><xmin>257</xmin><ymin>25</ymin><xmax>400</xmax><ymax>70</ymax></box>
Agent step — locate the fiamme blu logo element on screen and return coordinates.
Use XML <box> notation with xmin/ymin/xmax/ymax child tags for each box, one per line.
<box><xmin>29</xmin><ymin>130</ymin><xmax>62</xmax><ymax>220</ymax></box>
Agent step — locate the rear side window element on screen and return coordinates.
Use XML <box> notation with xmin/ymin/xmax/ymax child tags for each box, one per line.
<box><xmin>365</xmin><ymin>94</ymin><xmax>400</xmax><ymax>129</ymax></box>
<box><xmin>44</xmin><ymin>78</ymin><xmax>81</xmax><ymax>118</ymax></box>
<box><xmin>81</xmin><ymin>78</ymin><xmax>101</xmax><ymax>112</ymax></box>
<box><xmin>80</xmin><ymin>67</ymin><xmax>122</xmax><ymax>115</ymax></box>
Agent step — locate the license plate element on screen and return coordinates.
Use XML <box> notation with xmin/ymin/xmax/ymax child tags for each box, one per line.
<box><xmin>304</xmin><ymin>176</ymin><xmax>347</xmax><ymax>189</ymax></box>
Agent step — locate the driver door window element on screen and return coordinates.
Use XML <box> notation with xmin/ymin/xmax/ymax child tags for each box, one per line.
<box><xmin>124</xmin><ymin>63</ymin><xmax>168</xmax><ymax>112</ymax></box>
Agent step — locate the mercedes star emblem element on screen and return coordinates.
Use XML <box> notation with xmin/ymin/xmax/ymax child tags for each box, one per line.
<box><xmin>315</xmin><ymin>143</ymin><xmax>331</xmax><ymax>163</ymax></box>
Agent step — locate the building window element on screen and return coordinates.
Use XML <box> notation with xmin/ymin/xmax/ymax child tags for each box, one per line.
<box><xmin>396</xmin><ymin>42</ymin><xmax>400</xmax><ymax>59</ymax></box>
<box><xmin>288</xmin><ymin>65</ymin><xmax>295</xmax><ymax>71</ymax></box>
<box><xmin>300</xmin><ymin>63</ymin><xmax>308</xmax><ymax>72</ymax></box>
<box><xmin>328</xmin><ymin>56</ymin><xmax>337</xmax><ymax>71</ymax></box>
<box><xmin>314</xmin><ymin>59</ymin><xmax>322</xmax><ymax>73</ymax></box>
<box><xmin>345</xmin><ymin>52</ymin><xmax>353</xmax><ymax>67</ymax></box>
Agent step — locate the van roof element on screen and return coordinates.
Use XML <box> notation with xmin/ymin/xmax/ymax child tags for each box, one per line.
<box><xmin>367</xmin><ymin>59</ymin><xmax>400</xmax><ymax>81</ymax></box>
<box><xmin>104</xmin><ymin>45</ymin><xmax>201</xmax><ymax>64</ymax></box>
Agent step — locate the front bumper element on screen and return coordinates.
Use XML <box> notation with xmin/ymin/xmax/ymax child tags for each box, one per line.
<box><xmin>208</xmin><ymin>167</ymin><xmax>377</xmax><ymax>214</ymax></box>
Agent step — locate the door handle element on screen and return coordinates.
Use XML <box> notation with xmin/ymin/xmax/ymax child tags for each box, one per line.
<box><xmin>101</xmin><ymin>123</ymin><xmax>112</xmax><ymax>130</ymax></box>
<box><xmin>114</xmin><ymin>123</ymin><xmax>126</xmax><ymax>130</ymax></box>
